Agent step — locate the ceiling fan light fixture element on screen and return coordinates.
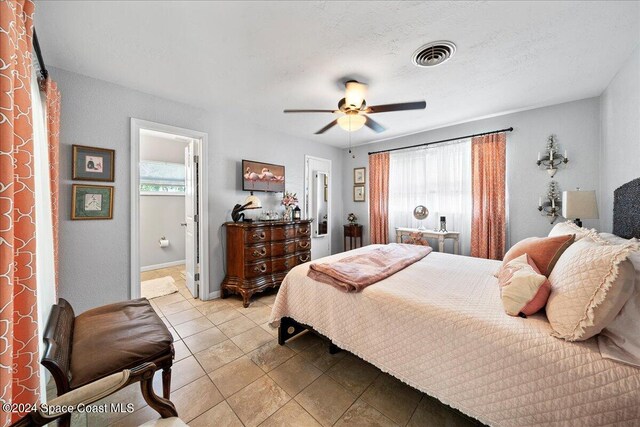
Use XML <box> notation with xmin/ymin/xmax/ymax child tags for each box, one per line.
<box><xmin>345</xmin><ymin>80</ymin><xmax>367</xmax><ymax>109</ymax></box>
<box><xmin>337</xmin><ymin>114</ymin><xmax>366</xmax><ymax>132</ymax></box>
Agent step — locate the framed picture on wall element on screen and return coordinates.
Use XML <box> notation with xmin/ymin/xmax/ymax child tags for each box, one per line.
<box><xmin>71</xmin><ymin>184</ymin><xmax>114</xmax><ymax>220</ymax></box>
<box><xmin>353</xmin><ymin>185</ymin><xmax>365</xmax><ymax>202</ymax></box>
<box><xmin>354</xmin><ymin>167</ymin><xmax>366</xmax><ymax>184</ymax></box>
<box><xmin>72</xmin><ymin>145</ymin><xmax>115</xmax><ymax>181</ymax></box>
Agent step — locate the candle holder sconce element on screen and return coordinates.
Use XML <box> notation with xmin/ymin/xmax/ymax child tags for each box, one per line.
<box><xmin>538</xmin><ymin>180</ymin><xmax>562</xmax><ymax>224</ymax></box>
<box><xmin>537</xmin><ymin>135</ymin><xmax>568</xmax><ymax>178</ymax></box>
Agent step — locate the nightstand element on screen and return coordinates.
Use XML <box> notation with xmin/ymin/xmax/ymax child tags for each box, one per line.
<box><xmin>344</xmin><ymin>224</ymin><xmax>363</xmax><ymax>251</ymax></box>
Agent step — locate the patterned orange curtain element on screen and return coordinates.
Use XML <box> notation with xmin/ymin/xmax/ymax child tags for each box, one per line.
<box><xmin>0</xmin><ymin>1</ymin><xmax>40</xmax><ymax>424</ymax></box>
<box><xmin>45</xmin><ymin>79</ymin><xmax>61</xmax><ymax>294</ymax></box>
<box><xmin>471</xmin><ymin>132</ymin><xmax>507</xmax><ymax>260</ymax></box>
<box><xmin>369</xmin><ymin>152</ymin><xmax>390</xmax><ymax>244</ymax></box>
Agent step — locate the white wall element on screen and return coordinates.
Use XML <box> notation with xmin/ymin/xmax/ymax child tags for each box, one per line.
<box><xmin>342</xmin><ymin>97</ymin><xmax>602</xmax><ymax>248</ymax></box>
<box><xmin>54</xmin><ymin>67</ymin><xmax>343</xmax><ymax>312</ymax></box>
<box><xmin>600</xmin><ymin>46</ymin><xmax>640</xmax><ymax>232</ymax></box>
<box><xmin>139</xmin><ymin>134</ymin><xmax>187</xmax><ymax>269</ymax></box>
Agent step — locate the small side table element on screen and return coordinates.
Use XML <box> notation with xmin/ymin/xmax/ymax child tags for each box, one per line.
<box><xmin>395</xmin><ymin>227</ymin><xmax>460</xmax><ymax>254</ymax></box>
<box><xmin>344</xmin><ymin>224</ymin><xmax>363</xmax><ymax>251</ymax></box>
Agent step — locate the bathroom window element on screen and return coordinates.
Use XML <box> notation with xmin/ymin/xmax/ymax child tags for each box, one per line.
<box><xmin>139</xmin><ymin>160</ymin><xmax>185</xmax><ymax>195</ymax></box>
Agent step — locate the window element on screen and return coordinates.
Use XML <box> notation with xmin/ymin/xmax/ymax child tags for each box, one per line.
<box><xmin>388</xmin><ymin>139</ymin><xmax>472</xmax><ymax>254</ymax></box>
<box><xmin>139</xmin><ymin>160</ymin><xmax>185</xmax><ymax>195</ymax></box>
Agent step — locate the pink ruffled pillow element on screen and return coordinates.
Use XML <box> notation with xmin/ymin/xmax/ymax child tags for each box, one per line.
<box><xmin>498</xmin><ymin>254</ymin><xmax>551</xmax><ymax>317</ymax></box>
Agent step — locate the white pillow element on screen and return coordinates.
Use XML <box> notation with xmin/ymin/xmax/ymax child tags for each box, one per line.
<box><xmin>548</xmin><ymin>221</ymin><xmax>595</xmax><ymax>240</ymax></box>
<box><xmin>597</xmin><ymin>233</ymin><xmax>640</xmax><ymax>367</ymax></box>
<box><xmin>547</xmin><ymin>237</ymin><xmax>636</xmax><ymax>341</ymax></box>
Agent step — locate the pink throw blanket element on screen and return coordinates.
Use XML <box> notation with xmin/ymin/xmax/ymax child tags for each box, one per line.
<box><xmin>307</xmin><ymin>243</ymin><xmax>432</xmax><ymax>292</ymax></box>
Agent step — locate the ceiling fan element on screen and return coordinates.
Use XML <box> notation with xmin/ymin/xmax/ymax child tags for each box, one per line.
<box><xmin>283</xmin><ymin>80</ymin><xmax>426</xmax><ymax>134</ymax></box>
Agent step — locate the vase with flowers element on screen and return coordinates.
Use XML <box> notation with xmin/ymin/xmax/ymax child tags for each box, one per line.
<box><xmin>347</xmin><ymin>212</ymin><xmax>358</xmax><ymax>225</ymax></box>
<box><xmin>281</xmin><ymin>191</ymin><xmax>298</xmax><ymax>221</ymax></box>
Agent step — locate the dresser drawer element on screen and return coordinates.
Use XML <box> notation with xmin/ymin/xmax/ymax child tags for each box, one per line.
<box><xmin>271</xmin><ymin>225</ymin><xmax>296</xmax><ymax>241</ymax></box>
<box><xmin>272</xmin><ymin>255</ymin><xmax>297</xmax><ymax>273</ymax></box>
<box><xmin>245</xmin><ymin>244</ymin><xmax>270</xmax><ymax>261</ymax></box>
<box><xmin>296</xmin><ymin>238</ymin><xmax>311</xmax><ymax>251</ymax></box>
<box><xmin>295</xmin><ymin>223</ymin><xmax>311</xmax><ymax>237</ymax></box>
<box><xmin>245</xmin><ymin>261</ymin><xmax>271</xmax><ymax>279</ymax></box>
<box><xmin>245</xmin><ymin>228</ymin><xmax>270</xmax><ymax>243</ymax></box>
<box><xmin>296</xmin><ymin>251</ymin><xmax>311</xmax><ymax>264</ymax></box>
<box><xmin>270</xmin><ymin>240</ymin><xmax>297</xmax><ymax>257</ymax></box>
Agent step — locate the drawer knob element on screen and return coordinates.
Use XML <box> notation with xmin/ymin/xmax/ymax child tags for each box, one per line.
<box><xmin>254</xmin><ymin>264</ymin><xmax>267</xmax><ymax>273</ymax></box>
<box><xmin>284</xmin><ymin>260</ymin><xmax>290</xmax><ymax>268</ymax></box>
<box><xmin>299</xmin><ymin>241</ymin><xmax>310</xmax><ymax>249</ymax></box>
<box><xmin>299</xmin><ymin>255</ymin><xmax>310</xmax><ymax>263</ymax></box>
<box><xmin>252</xmin><ymin>248</ymin><xmax>267</xmax><ymax>257</ymax></box>
<box><xmin>251</xmin><ymin>232</ymin><xmax>266</xmax><ymax>240</ymax></box>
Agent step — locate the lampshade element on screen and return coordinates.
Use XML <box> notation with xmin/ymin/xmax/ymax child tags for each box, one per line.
<box><xmin>562</xmin><ymin>190</ymin><xmax>598</xmax><ymax>219</ymax></box>
<box><xmin>345</xmin><ymin>81</ymin><xmax>367</xmax><ymax>109</ymax></box>
<box><xmin>244</xmin><ymin>194</ymin><xmax>262</xmax><ymax>209</ymax></box>
<box><xmin>337</xmin><ymin>114</ymin><xmax>366</xmax><ymax>132</ymax></box>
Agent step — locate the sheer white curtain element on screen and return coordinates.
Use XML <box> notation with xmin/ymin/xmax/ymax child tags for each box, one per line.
<box><xmin>32</xmin><ymin>68</ymin><xmax>57</xmax><ymax>397</ymax></box>
<box><xmin>388</xmin><ymin>139</ymin><xmax>472</xmax><ymax>255</ymax></box>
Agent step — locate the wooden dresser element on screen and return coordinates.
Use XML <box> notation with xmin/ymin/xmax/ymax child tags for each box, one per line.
<box><xmin>221</xmin><ymin>220</ymin><xmax>312</xmax><ymax>307</ymax></box>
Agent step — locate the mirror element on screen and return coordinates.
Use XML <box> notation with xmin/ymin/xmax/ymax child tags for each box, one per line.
<box><xmin>313</xmin><ymin>171</ymin><xmax>329</xmax><ymax>236</ymax></box>
<box><xmin>413</xmin><ymin>205</ymin><xmax>429</xmax><ymax>230</ymax></box>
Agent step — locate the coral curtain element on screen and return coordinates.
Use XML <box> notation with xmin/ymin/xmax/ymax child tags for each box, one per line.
<box><xmin>369</xmin><ymin>152</ymin><xmax>390</xmax><ymax>244</ymax></box>
<box><xmin>44</xmin><ymin>79</ymin><xmax>60</xmax><ymax>294</ymax></box>
<box><xmin>470</xmin><ymin>132</ymin><xmax>507</xmax><ymax>260</ymax></box>
<box><xmin>0</xmin><ymin>0</ymin><xmax>40</xmax><ymax>424</ymax></box>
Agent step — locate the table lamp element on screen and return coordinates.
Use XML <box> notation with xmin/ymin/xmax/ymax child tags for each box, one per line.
<box><xmin>232</xmin><ymin>193</ymin><xmax>262</xmax><ymax>222</ymax></box>
<box><xmin>562</xmin><ymin>189</ymin><xmax>598</xmax><ymax>228</ymax></box>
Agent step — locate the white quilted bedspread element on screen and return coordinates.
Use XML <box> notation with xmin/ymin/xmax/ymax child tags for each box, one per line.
<box><xmin>269</xmin><ymin>246</ymin><xmax>640</xmax><ymax>426</ymax></box>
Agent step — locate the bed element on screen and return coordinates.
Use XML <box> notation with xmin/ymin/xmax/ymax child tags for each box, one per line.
<box><xmin>269</xmin><ymin>180</ymin><xmax>640</xmax><ymax>426</ymax></box>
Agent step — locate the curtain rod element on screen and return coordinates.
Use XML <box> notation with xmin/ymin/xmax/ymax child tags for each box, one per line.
<box><xmin>33</xmin><ymin>28</ymin><xmax>48</xmax><ymax>79</ymax></box>
<box><xmin>367</xmin><ymin>127</ymin><xmax>514</xmax><ymax>155</ymax></box>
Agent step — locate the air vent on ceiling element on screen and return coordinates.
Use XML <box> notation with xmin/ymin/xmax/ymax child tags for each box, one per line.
<box><xmin>412</xmin><ymin>41</ymin><xmax>456</xmax><ymax>67</ymax></box>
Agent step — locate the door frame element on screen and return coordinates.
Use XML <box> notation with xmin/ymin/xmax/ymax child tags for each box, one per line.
<box><xmin>304</xmin><ymin>155</ymin><xmax>332</xmax><ymax>258</ymax></box>
<box><xmin>130</xmin><ymin>118</ymin><xmax>210</xmax><ymax>300</ymax></box>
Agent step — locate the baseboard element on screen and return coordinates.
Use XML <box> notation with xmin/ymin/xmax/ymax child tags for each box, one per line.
<box><xmin>141</xmin><ymin>260</ymin><xmax>186</xmax><ymax>272</ymax></box>
<box><xmin>207</xmin><ymin>290</ymin><xmax>221</xmax><ymax>300</ymax></box>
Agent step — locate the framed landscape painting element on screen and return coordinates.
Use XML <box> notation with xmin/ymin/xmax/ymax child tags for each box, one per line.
<box><xmin>73</xmin><ymin>145</ymin><xmax>115</xmax><ymax>181</ymax></box>
<box><xmin>71</xmin><ymin>184</ymin><xmax>114</xmax><ymax>220</ymax></box>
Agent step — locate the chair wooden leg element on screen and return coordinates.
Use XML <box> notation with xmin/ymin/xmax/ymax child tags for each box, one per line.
<box><xmin>59</xmin><ymin>413</ymin><xmax>71</xmax><ymax>427</ymax></box>
<box><xmin>141</xmin><ymin>370</ymin><xmax>178</xmax><ymax>418</ymax></box>
<box><xmin>162</xmin><ymin>367</ymin><xmax>171</xmax><ymax>399</ymax></box>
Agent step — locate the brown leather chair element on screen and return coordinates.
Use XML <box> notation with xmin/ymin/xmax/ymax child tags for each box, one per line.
<box><xmin>41</xmin><ymin>298</ymin><xmax>174</xmax><ymax>411</ymax></box>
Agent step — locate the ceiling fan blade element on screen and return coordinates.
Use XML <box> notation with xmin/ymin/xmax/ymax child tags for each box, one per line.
<box><xmin>283</xmin><ymin>109</ymin><xmax>336</xmax><ymax>113</ymax></box>
<box><xmin>366</xmin><ymin>101</ymin><xmax>426</xmax><ymax>114</ymax></box>
<box><xmin>365</xmin><ymin>116</ymin><xmax>386</xmax><ymax>133</ymax></box>
<box><xmin>314</xmin><ymin>119</ymin><xmax>338</xmax><ymax>134</ymax></box>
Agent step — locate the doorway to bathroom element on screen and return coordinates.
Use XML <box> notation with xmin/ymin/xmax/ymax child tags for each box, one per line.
<box><xmin>130</xmin><ymin>119</ymin><xmax>210</xmax><ymax>302</ymax></box>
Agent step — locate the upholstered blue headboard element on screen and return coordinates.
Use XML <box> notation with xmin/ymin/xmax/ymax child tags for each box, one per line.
<box><xmin>613</xmin><ymin>177</ymin><xmax>640</xmax><ymax>239</ymax></box>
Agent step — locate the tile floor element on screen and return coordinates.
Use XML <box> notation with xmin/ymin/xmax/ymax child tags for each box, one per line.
<box><xmin>51</xmin><ymin>265</ymin><xmax>481</xmax><ymax>426</ymax></box>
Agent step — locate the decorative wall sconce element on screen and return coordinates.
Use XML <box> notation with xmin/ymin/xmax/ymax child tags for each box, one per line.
<box><xmin>537</xmin><ymin>135</ymin><xmax>568</xmax><ymax>178</ymax></box>
<box><xmin>538</xmin><ymin>180</ymin><xmax>562</xmax><ymax>224</ymax></box>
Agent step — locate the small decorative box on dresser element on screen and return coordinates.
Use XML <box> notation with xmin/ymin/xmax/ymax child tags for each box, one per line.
<box><xmin>222</xmin><ymin>220</ymin><xmax>312</xmax><ymax>307</ymax></box>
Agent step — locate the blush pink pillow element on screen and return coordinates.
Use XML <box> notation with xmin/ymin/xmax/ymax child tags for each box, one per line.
<box><xmin>498</xmin><ymin>254</ymin><xmax>551</xmax><ymax>317</ymax></box>
<box><xmin>501</xmin><ymin>234</ymin><xmax>575</xmax><ymax>277</ymax></box>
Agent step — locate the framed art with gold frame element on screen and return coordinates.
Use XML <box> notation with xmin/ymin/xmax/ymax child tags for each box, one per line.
<box><xmin>71</xmin><ymin>184</ymin><xmax>114</xmax><ymax>220</ymax></box>
<box><xmin>353</xmin><ymin>185</ymin><xmax>365</xmax><ymax>202</ymax></box>
<box><xmin>72</xmin><ymin>144</ymin><xmax>115</xmax><ymax>182</ymax></box>
<box><xmin>354</xmin><ymin>167</ymin><xmax>366</xmax><ymax>184</ymax></box>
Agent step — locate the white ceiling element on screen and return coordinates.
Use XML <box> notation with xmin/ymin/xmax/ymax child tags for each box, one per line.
<box><xmin>36</xmin><ymin>1</ymin><xmax>640</xmax><ymax>148</ymax></box>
